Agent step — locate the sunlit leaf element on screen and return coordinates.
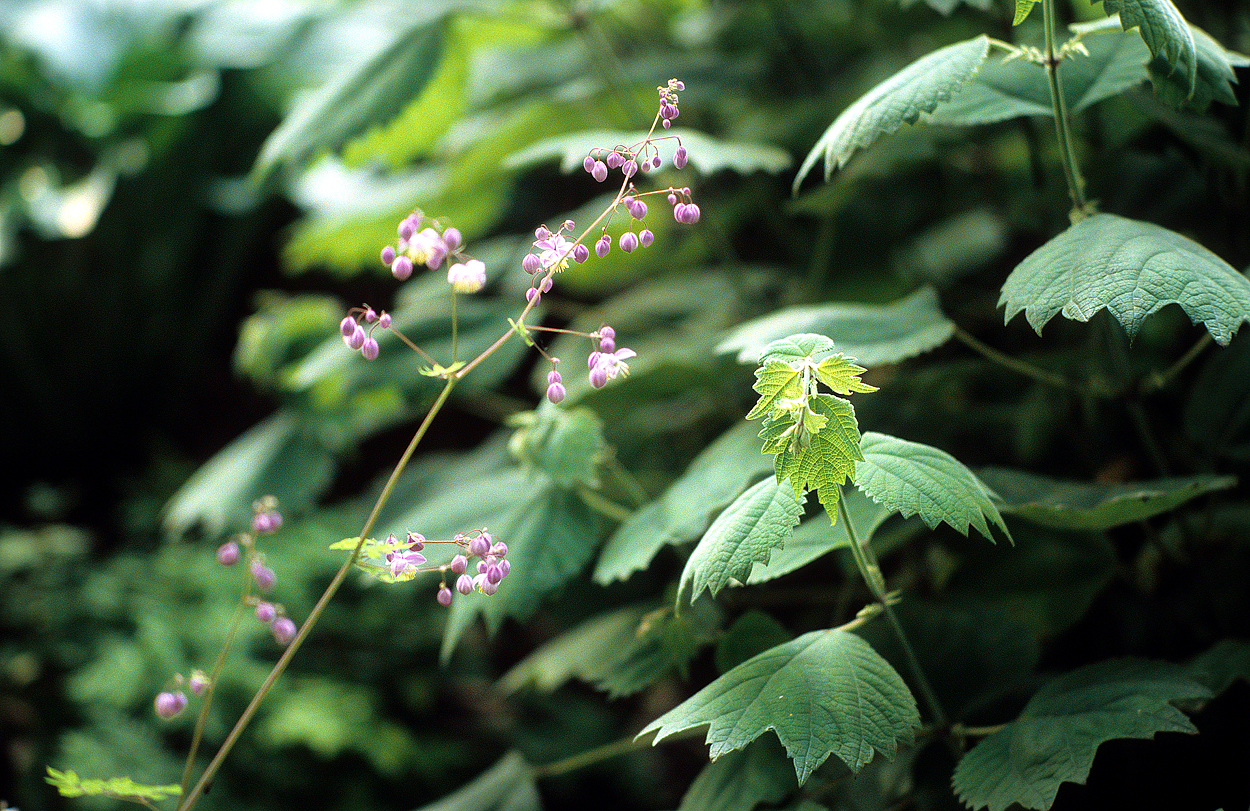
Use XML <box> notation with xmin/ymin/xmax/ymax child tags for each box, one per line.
<box><xmin>1013</xmin><ymin>0</ymin><xmax>1039</xmax><ymax>25</ymax></box>
<box><xmin>765</xmin><ymin>394</ymin><xmax>863</xmax><ymax>517</ymax></box>
<box><xmin>793</xmin><ymin>35</ymin><xmax>990</xmax><ymax>190</ymax></box>
<box><xmin>640</xmin><ymin>629</ymin><xmax>919</xmax><ymax>784</ymax></box>
<box><xmin>45</xmin><ymin>767</ymin><xmax>182</xmax><ymax>802</ymax></box>
<box><xmin>953</xmin><ymin>659</ymin><xmax>1210</xmax><ymax>811</ymax></box>
<box><xmin>1000</xmin><ymin>213</ymin><xmax>1250</xmax><ymax>345</ymax></box>
<box><xmin>855</xmin><ymin>432</ymin><xmax>1010</xmax><ymax>543</ymax></box>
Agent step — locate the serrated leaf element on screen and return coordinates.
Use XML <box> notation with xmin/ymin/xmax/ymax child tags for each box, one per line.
<box><xmin>45</xmin><ymin>768</ymin><xmax>182</xmax><ymax>802</ymax></box>
<box><xmin>953</xmin><ymin>659</ymin><xmax>1210</xmax><ymax>811</ymax></box>
<box><xmin>1146</xmin><ymin>23</ymin><xmax>1250</xmax><ymax>111</ymax></box>
<box><xmin>855</xmin><ymin>432</ymin><xmax>1010</xmax><ymax>543</ymax></box>
<box><xmin>717</xmin><ymin>287</ymin><xmax>956</xmax><ymax>367</ymax></box>
<box><xmin>505</xmin><ymin>128</ymin><xmax>791</xmax><ymax>176</ymax></box>
<box><xmin>977</xmin><ymin>468</ymin><xmax>1235</xmax><ymax>530</ymax></box>
<box><xmin>928</xmin><ymin>28</ymin><xmax>1151</xmax><ymax>126</ymax></box>
<box><xmin>413</xmin><ymin>751</ymin><xmax>539</xmax><ymax>811</ymax></box>
<box><xmin>640</xmin><ymin>629</ymin><xmax>919</xmax><ymax>784</ymax></box>
<box><xmin>745</xmin><ymin>359</ymin><xmax>806</xmax><ymax>421</ymax></box>
<box><xmin>677</xmin><ymin>738</ymin><xmax>797</xmax><ymax>811</ymax></box>
<box><xmin>678</xmin><ymin>478</ymin><xmax>804</xmax><ymax>605</ymax></box>
<box><xmin>1013</xmin><ymin>0</ymin><xmax>1039</xmax><ymax>25</ymax></box>
<box><xmin>595</xmin><ymin>422</ymin><xmax>776</xmax><ymax>583</ymax></box>
<box><xmin>814</xmin><ymin>356</ymin><xmax>878</xmax><ymax>395</ymax></box>
<box><xmin>254</xmin><ymin>19</ymin><xmax>445</xmax><ymax>178</ymax></box>
<box><xmin>793</xmin><ymin>35</ymin><xmax>990</xmax><ymax>190</ymax></box>
<box><xmin>1000</xmin><ymin>213</ymin><xmax>1250</xmax><ymax>345</ymax></box>
<box><xmin>1103</xmin><ymin>0</ymin><xmax>1196</xmax><ymax>97</ymax></box>
<box><xmin>769</xmin><ymin>394</ymin><xmax>863</xmax><ymax>514</ymax></box>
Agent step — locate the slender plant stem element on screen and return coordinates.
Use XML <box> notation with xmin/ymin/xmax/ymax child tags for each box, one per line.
<box><xmin>1042</xmin><ymin>0</ymin><xmax>1087</xmax><ymax>216</ymax></box>
<box><xmin>177</xmin><ymin>379</ymin><xmax>458</xmax><ymax>811</ymax></box>
<box><xmin>953</xmin><ymin>326</ymin><xmax>1081</xmax><ymax>393</ymax></box>
<box><xmin>178</xmin><ymin>597</ymin><xmax>248</xmax><ymax>798</ymax></box>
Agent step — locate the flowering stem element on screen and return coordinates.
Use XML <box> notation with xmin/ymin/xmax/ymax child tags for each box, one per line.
<box><xmin>178</xmin><ymin>596</ymin><xmax>247</xmax><ymax>799</ymax></box>
<box><xmin>176</xmin><ymin>378</ymin><xmax>458</xmax><ymax>811</ymax></box>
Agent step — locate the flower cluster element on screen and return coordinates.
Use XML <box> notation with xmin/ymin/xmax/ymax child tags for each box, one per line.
<box><xmin>154</xmin><ymin>669</ymin><xmax>209</xmax><ymax>720</ymax></box>
<box><xmin>340</xmin><ymin>305</ymin><xmax>391</xmax><ymax>361</ymax></box>
<box><xmin>335</xmin><ymin>527</ymin><xmax>510</xmax><ymax>606</ymax></box>
<box><xmin>382</xmin><ymin>213</ymin><xmax>483</xmax><ymax>293</ymax></box>
<box><xmin>217</xmin><ymin>497</ymin><xmax>299</xmax><ymax>647</ymax></box>
<box><xmin>587</xmin><ymin>326</ymin><xmax>635</xmax><ymax>389</ymax></box>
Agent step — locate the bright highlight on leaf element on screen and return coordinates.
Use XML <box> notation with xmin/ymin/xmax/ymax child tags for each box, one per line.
<box><xmin>45</xmin><ymin>767</ymin><xmax>182</xmax><ymax>802</ymax></box>
<box><xmin>1013</xmin><ymin>0</ymin><xmax>1039</xmax><ymax>25</ymax></box>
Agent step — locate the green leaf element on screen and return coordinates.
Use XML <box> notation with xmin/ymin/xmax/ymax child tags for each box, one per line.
<box><xmin>1145</xmin><ymin>23</ymin><xmax>1250</xmax><ymax>111</ymax></box>
<box><xmin>676</xmin><ymin>738</ymin><xmax>797</xmax><ymax>811</ymax></box>
<box><xmin>1013</xmin><ymin>0</ymin><xmax>1039</xmax><ymax>25</ymax></box>
<box><xmin>793</xmin><ymin>35</ymin><xmax>990</xmax><ymax>190</ymax></box>
<box><xmin>594</xmin><ymin>422</ymin><xmax>776</xmax><ymax>584</ymax></box>
<box><xmin>1188</xmin><ymin>640</ymin><xmax>1250</xmax><ymax>695</ymax></box>
<box><xmin>1103</xmin><ymin>0</ymin><xmax>1196</xmax><ymax>97</ymax></box>
<box><xmin>413</xmin><ymin>751</ymin><xmax>539</xmax><ymax>811</ymax></box>
<box><xmin>715</xmin><ymin>611</ymin><xmax>794</xmax><ymax>673</ymax></box>
<box><xmin>718</xmin><ymin>287</ymin><xmax>955</xmax><ymax>367</ymax></box>
<box><xmin>814</xmin><ymin>356</ymin><xmax>878</xmax><ymax>395</ymax></box>
<box><xmin>1185</xmin><ymin>332</ymin><xmax>1250</xmax><ymax>459</ymax></box>
<box><xmin>855</xmin><ymin>432</ymin><xmax>1010</xmax><ymax>543</ymax></box>
<box><xmin>678</xmin><ymin>478</ymin><xmax>805</xmax><ymax>605</ymax></box>
<box><xmin>45</xmin><ymin>767</ymin><xmax>182</xmax><ymax>802</ymax></box>
<box><xmin>765</xmin><ymin>394</ymin><xmax>863</xmax><ymax>514</ymax></box>
<box><xmin>505</xmin><ymin>128</ymin><xmax>791</xmax><ymax>176</ymax></box>
<box><xmin>977</xmin><ymin>468</ymin><xmax>1235</xmax><ymax>530</ymax></box>
<box><xmin>953</xmin><ymin>659</ymin><xmax>1210</xmax><ymax>811</ymax></box>
<box><xmin>507</xmin><ymin>403</ymin><xmax>607</xmax><ymax>488</ymax></box>
<box><xmin>757</xmin><ymin>333</ymin><xmax>839</xmax><ymax>366</ymax></box>
<box><xmin>1000</xmin><ymin>213</ymin><xmax>1250</xmax><ymax>345</ymax></box>
<box><xmin>745</xmin><ymin>358</ymin><xmax>806</xmax><ymax>422</ymax></box>
<box><xmin>929</xmin><ymin>28</ymin><xmax>1151</xmax><ymax>125</ymax></box>
<box><xmin>639</xmin><ymin>629</ymin><xmax>919</xmax><ymax>784</ymax></box>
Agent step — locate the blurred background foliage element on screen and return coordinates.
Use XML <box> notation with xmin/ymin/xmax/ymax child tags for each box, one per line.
<box><xmin>2</xmin><ymin>0</ymin><xmax>1248</xmax><ymax>809</ymax></box>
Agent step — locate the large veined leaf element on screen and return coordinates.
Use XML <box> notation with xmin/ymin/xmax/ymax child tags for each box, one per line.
<box><xmin>717</xmin><ymin>287</ymin><xmax>955</xmax><ymax>366</ymax></box>
<box><xmin>1103</xmin><ymin>0</ymin><xmax>1196</xmax><ymax>97</ymax></box>
<box><xmin>678</xmin><ymin>478</ymin><xmax>804</xmax><ymax>605</ymax></box>
<box><xmin>1000</xmin><ymin>213</ymin><xmax>1250</xmax><ymax>345</ymax></box>
<box><xmin>253</xmin><ymin>18</ymin><xmax>446</xmax><ymax>178</ymax></box>
<box><xmin>928</xmin><ymin>27</ymin><xmax>1151</xmax><ymax>126</ymax></box>
<box><xmin>762</xmin><ymin>394</ymin><xmax>863</xmax><ymax>517</ymax></box>
<box><xmin>977</xmin><ymin>467</ymin><xmax>1236</xmax><ymax>530</ymax></box>
<box><xmin>594</xmin><ymin>421</ymin><xmax>776</xmax><ymax>584</ymax></box>
<box><xmin>505</xmin><ymin>128</ymin><xmax>791</xmax><ymax>176</ymax></box>
<box><xmin>855</xmin><ymin>432</ymin><xmax>1010</xmax><ymax>543</ymax></box>
<box><xmin>640</xmin><ymin>629</ymin><xmax>919</xmax><ymax>784</ymax></box>
<box><xmin>793</xmin><ymin>35</ymin><xmax>990</xmax><ymax>190</ymax></box>
<box><xmin>953</xmin><ymin>659</ymin><xmax>1210</xmax><ymax>811</ymax></box>
<box><xmin>1145</xmin><ymin>23</ymin><xmax>1250</xmax><ymax>112</ymax></box>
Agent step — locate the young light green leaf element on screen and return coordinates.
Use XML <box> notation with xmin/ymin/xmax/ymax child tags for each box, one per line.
<box><xmin>757</xmin><ymin>332</ymin><xmax>839</xmax><ymax>366</ymax></box>
<box><xmin>793</xmin><ymin>35</ymin><xmax>990</xmax><ymax>191</ymax></box>
<box><xmin>639</xmin><ymin>629</ymin><xmax>919</xmax><ymax>784</ymax></box>
<box><xmin>45</xmin><ymin>768</ymin><xmax>182</xmax><ymax>802</ymax></box>
<box><xmin>814</xmin><ymin>356</ymin><xmax>878</xmax><ymax>395</ymax></box>
<box><xmin>1013</xmin><ymin>0</ymin><xmax>1039</xmax><ymax>25</ymax></box>
<box><xmin>977</xmin><ymin>468</ymin><xmax>1236</xmax><ymax>530</ymax></box>
<box><xmin>1000</xmin><ymin>213</ymin><xmax>1250</xmax><ymax>345</ymax></box>
<box><xmin>717</xmin><ymin>287</ymin><xmax>956</xmax><ymax>367</ymax></box>
<box><xmin>1103</xmin><ymin>0</ymin><xmax>1196</xmax><ymax>97</ymax></box>
<box><xmin>745</xmin><ymin>359</ymin><xmax>806</xmax><ymax>421</ymax></box>
<box><xmin>678</xmin><ymin>478</ymin><xmax>805</xmax><ymax>605</ymax></box>
<box><xmin>953</xmin><ymin>659</ymin><xmax>1210</xmax><ymax>811</ymax></box>
<box><xmin>766</xmin><ymin>394</ymin><xmax>863</xmax><ymax>514</ymax></box>
<box><xmin>254</xmin><ymin>19</ymin><xmax>446</xmax><ymax>178</ymax></box>
<box><xmin>855</xmin><ymin>432</ymin><xmax>1010</xmax><ymax>543</ymax></box>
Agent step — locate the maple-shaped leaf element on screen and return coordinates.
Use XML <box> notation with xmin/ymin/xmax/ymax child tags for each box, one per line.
<box><xmin>814</xmin><ymin>355</ymin><xmax>878</xmax><ymax>395</ymax></box>
<box><xmin>746</xmin><ymin>359</ymin><xmax>806</xmax><ymax>421</ymax></box>
<box><xmin>639</xmin><ymin>629</ymin><xmax>919</xmax><ymax>785</ymax></box>
<box><xmin>770</xmin><ymin>395</ymin><xmax>862</xmax><ymax>518</ymax></box>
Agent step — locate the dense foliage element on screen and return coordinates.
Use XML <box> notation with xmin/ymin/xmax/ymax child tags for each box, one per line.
<box><xmin>4</xmin><ymin>0</ymin><xmax>1250</xmax><ymax>810</ymax></box>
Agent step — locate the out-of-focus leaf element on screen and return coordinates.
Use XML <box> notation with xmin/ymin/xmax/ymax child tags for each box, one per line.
<box><xmin>45</xmin><ymin>768</ymin><xmax>181</xmax><ymax>803</ymax></box>
<box><xmin>978</xmin><ymin>467</ymin><xmax>1235</xmax><ymax>529</ymax></box>
<box><xmin>793</xmin><ymin>35</ymin><xmax>990</xmax><ymax>190</ymax></box>
<box><xmin>856</xmin><ymin>432</ymin><xmax>1010</xmax><ymax>543</ymax></box>
<box><xmin>676</xmin><ymin>738</ymin><xmax>797</xmax><ymax>811</ymax></box>
<box><xmin>594</xmin><ymin>422</ymin><xmax>774</xmax><ymax>584</ymax></box>
<box><xmin>1185</xmin><ymin>334</ymin><xmax>1250</xmax><ymax>459</ymax></box>
<box><xmin>505</xmin><ymin>128</ymin><xmax>791</xmax><ymax>176</ymax></box>
<box><xmin>1000</xmin><ymin>214</ymin><xmax>1250</xmax><ymax>345</ymax></box>
<box><xmin>714</xmin><ymin>611</ymin><xmax>793</xmax><ymax>673</ymax></box>
<box><xmin>953</xmin><ymin>659</ymin><xmax>1210</xmax><ymax>811</ymax></box>
<box><xmin>1187</xmin><ymin>640</ymin><xmax>1250</xmax><ymax>695</ymax></box>
<box><xmin>253</xmin><ymin>18</ymin><xmax>446</xmax><ymax>178</ymax></box>
<box><xmin>1013</xmin><ymin>0</ymin><xmax>1039</xmax><ymax>25</ymax></box>
<box><xmin>1145</xmin><ymin>23</ymin><xmax>1250</xmax><ymax>111</ymax></box>
<box><xmin>413</xmin><ymin>751</ymin><xmax>539</xmax><ymax>811</ymax></box>
<box><xmin>640</xmin><ymin>629</ymin><xmax>918</xmax><ymax>784</ymax></box>
<box><xmin>678</xmin><ymin>478</ymin><xmax>804</xmax><ymax>605</ymax></box>
<box><xmin>1103</xmin><ymin>0</ymin><xmax>1196</xmax><ymax>96</ymax></box>
<box><xmin>508</xmin><ymin>403</ymin><xmax>607</xmax><ymax>489</ymax></box>
<box><xmin>718</xmin><ymin>287</ymin><xmax>954</xmax><ymax>366</ymax></box>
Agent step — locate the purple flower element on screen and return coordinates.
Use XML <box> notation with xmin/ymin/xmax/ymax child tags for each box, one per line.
<box><xmin>448</xmin><ymin>259</ymin><xmax>486</xmax><ymax>293</ymax></box>
<box><xmin>620</xmin><ymin>232</ymin><xmax>639</xmax><ymax>253</ymax></box>
<box><xmin>391</xmin><ymin>255</ymin><xmax>413</xmax><ymax>280</ymax></box>
<box><xmin>522</xmin><ymin>253</ymin><xmax>541</xmax><ymax>274</ymax></box>
<box><xmin>450</xmin><ymin>554</ymin><xmax>468</xmax><ymax>574</ymax></box>
<box><xmin>598</xmin><ymin>326</ymin><xmax>616</xmax><ymax>353</ymax></box>
<box><xmin>251</xmin><ymin>561</ymin><xmax>276</xmax><ymax>591</ymax></box>
<box><xmin>272</xmin><ymin>617</ymin><xmax>297</xmax><ymax>645</ymax></box>
<box><xmin>588</xmin><ymin>346</ymin><xmax>636</xmax><ymax>388</ymax></box>
<box><xmin>437</xmin><ymin>586</ymin><xmax>453</xmax><ymax>606</ymax></box>
<box><xmin>255</xmin><ymin>601</ymin><xmax>277</xmax><ymax>624</ymax></box>
<box><xmin>640</xmin><ymin>229</ymin><xmax>654</xmax><ymax>247</ymax></box>
<box><xmin>591</xmin><ymin>161</ymin><xmax>608</xmax><ymax>182</ymax></box>
<box><xmin>217</xmin><ymin>541</ymin><xmax>241</xmax><ymax>567</ymax></box>
<box><xmin>154</xmin><ymin>691</ymin><xmax>188</xmax><ymax>719</ymax></box>
<box><xmin>408</xmin><ymin>227</ymin><xmax>447</xmax><ymax>269</ymax></box>
<box><xmin>674</xmin><ymin>145</ymin><xmax>688</xmax><ymax>169</ymax></box>
<box><xmin>378</xmin><ymin>312</ymin><xmax>391</xmax><ymax>329</ymax></box>
<box><xmin>468</xmin><ymin>535</ymin><xmax>490</xmax><ymax>557</ymax></box>
<box><xmin>340</xmin><ymin>316</ymin><xmax>357</xmax><ymax>338</ymax></box>
<box><xmin>345</xmin><ymin>323</ymin><xmax>366</xmax><ymax>350</ymax></box>
<box><xmin>546</xmin><ymin>370</ymin><xmax>566</xmax><ymax>404</ymax></box>
<box><xmin>188</xmin><ymin>670</ymin><xmax>209</xmax><ymax>695</ymax></box>
<box><xmin>442</xmin><ymin>228</ymin><xmax>462</xmax><ymax>251</ymax></box>
<box><xmin>535</xmin><ymin>233</ymin><xmax>575</xmax><ymax>272</ymax></box>
<box><xmin>456</xmin><ymin>573</ymin><xmax>474</xmax><ymax>595</ymax></box>
<box><xmin>381</xmin><ymin>245</ymin><xmax>396</xmax><ymax>266</ymax></box>
<box><xmin>595</xmin><ymin>235</ymin><xmax>611</xmax><ymax>258</ymax></box>
<box><xmin>251</xmin><ymin>509</ymin><xmax>282</xmax><ymax>535</ymax></box>
<box><xmin>573</xmin><ymin>243</ymin><xmax>589</xmax><ymax>263</ymax></box>
<box><xmin>361</xmin><ymin>336</ymin><xmax>380</xmax><ymax>360</ymax></box>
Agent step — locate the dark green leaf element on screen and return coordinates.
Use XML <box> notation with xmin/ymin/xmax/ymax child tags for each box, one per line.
<box><xmin>1145</xmin><ymin>23</ymin><xmax>1250</xmax><ymax>111</ymax></box>
<box><xmin>1188</xmin><ymin>640</ymin><xmax>1250</xmax><ymax>695</ymax></box>
<box><xmin>953</xmin><ymin>659</ymin><xmax>1210</xmax><ymax>811</ymax></box>
<box><xmin>676</xmin><ymin>738</ymin><xmax>797</xmax><ymax>811</ymax></box>
<box><xmin>714</xmin><ymin>611</ymin><xmax>793</xmax><ymax>673</ymax></box>
<box><xmin>640</xmin><ymin>629</ymin><xmax>919</xmax><ymax>784</ymax></box>
<box><xmin>413</xmin><ymin>751</ymin><xmax>539</xmax><ymax>811</ymax></box>
<box><xmin>1000</xmin><ymin>213</ymin><xmax>1250</xmax><ymax>345</ymax></box>
<box><xmin>1102</xmin><ymin>0</ymin><xmax>1196</xmax><ymax>96</ymax></box>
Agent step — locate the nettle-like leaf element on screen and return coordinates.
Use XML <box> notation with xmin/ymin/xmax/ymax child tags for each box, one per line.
<box><xmin>640</xmin><ymin>629</ymin><xmax>919</xmax><ymax>785</ymax></box>
<box><xmin>1145</xmin><ymin>23</ymin><xmax>1250</xmax><ymax>112</ymax></box>
<box><xmin>856</xmin><ymin>432</ymin><xmax>1010</xmax><ymax>543</ymax></box>
<box><xmin>978</xmin><ymin>467</ymin><xmax>1236</xmax><ymax>531</ymax></box>
<box><xmin>1000</xmin><ymin>213</ymin><xmax>1250</xmax><ymax>345</ymax></box>
<box><xmin>762</xmin><ymin>394</ymin><xmax>863</xmax><ymax>516</ymax></box>
<box><xmin>45</xmin><ymin>767</ymin><xmax>181</xmax><ymax>803</ymax></box>
<box><xmin>717</xmin><ymin>287</ymin><xmax>955</xmax><ymax>367</ymax></box>
<box><xmin>953</xmin><ymin>659</ymin><xmax>1211</xmax><ymax>811</ymax></box>
<box><xmin>793</xmin><ymin>35</ymin><xmax>990</xmax><ymax>190</ymax></box>
<box><xmin>254</xmin><ymin>18</ymin><xmax>446</xmax><ymax>178</ymax></box>
<box><xmin>678</xmin><ymin>478</ymin><xmax>804</xmax><ymax>605</ymax></box>
<box><xmin>1103</xmin><ymin>0</ymin><xmax>1196</xmax><ymax>97</ymax></box>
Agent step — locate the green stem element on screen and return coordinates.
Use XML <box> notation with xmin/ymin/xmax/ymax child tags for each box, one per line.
<box><xmin>837</xmin><ymin>494</ymin><xmax>948</xmax><ymax>729</ymax></box>
<box><xmin>953</xmin><ymin>326</ymin><xmax>1081</xmax><ymax>393</ymax></box>
<box><xmin>178</xmin><ymin>596</ymin><xmax>248</xmax><ymax>798</ymax></box>
<box><xmin>176</xmin><ymin>379</ymin><xmax>458</xmax><ymax>811</ymax></box>
<box><xmin>1042</xmin><ymin>0</ymin><xmax>1088</xmax><ymax>216</ymax></box>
